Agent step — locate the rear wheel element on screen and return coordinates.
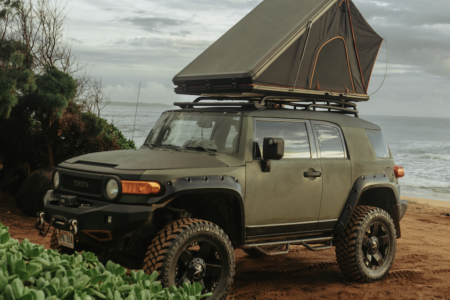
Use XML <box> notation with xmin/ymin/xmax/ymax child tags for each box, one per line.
<box><xmin>50</xmin><ymin>229</ymin><xmax>76</xmax><ymax>255</ymax></box>
<box><xmin>143</xmin><ymin>218</ymin><xmax>234</xmax><ymax>300</ymax></box>
<box><xmin>335</xmin><ymin>206</ymin><xmax>397</xmax><ymax>283</ymax></box>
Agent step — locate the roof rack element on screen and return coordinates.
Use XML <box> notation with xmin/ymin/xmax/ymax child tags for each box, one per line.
<box><xmin>174</xmin><ymin>96</ymin><xmax>359</xmax><ymax>117</ymax></box>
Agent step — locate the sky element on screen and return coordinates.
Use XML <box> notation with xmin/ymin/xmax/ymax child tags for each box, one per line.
<box><xmin>65</xmin><ymin>0</ymin><xmax>450</xmax><ymax>118</ymax></box>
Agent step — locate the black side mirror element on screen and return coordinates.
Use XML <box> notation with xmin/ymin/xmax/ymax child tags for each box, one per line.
<box><xmin>261</xmin><ymin>138</ymin><xmax>284</xmax><ymax>172</ymax></box>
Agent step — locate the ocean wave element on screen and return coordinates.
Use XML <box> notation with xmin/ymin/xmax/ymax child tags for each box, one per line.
<box><xmin>424</xmin><ymin>153</ymin><xmax>450</xmax><ymax>161</ymax></box>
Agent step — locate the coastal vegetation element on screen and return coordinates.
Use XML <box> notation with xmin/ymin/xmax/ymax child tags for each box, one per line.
<box><xmin>0</xmin><ymin>0</ymin><xmax>135</xmax><ymax>202</ymax></box>
<box><xmin>0</xmin><ymin>222</ymin><xmax>212</xmax><ymax>300</ymax></box>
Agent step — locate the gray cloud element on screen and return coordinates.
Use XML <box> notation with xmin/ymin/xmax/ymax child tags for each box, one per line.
<box><xmin>148</xmin><ymin>0</ymin><xmax>262</xmax><ymax>11</ymax></box>
<box><xmin>170</xmin><ymin>30</ymin><xmax>191</xmax><ymax>37</ymax></box>
<box><xmin>67</xmin><ymin>0</ymin><xmax>450</xmax><ymax>117</ymax></box>
<box><xmin>113</xmin><ymin>36</ymin><xmax>211</xmax><ymax>49</ymax></box>
<box><xmin>121</xmin><ymin>17</ymin><xmax>187</xmax><ymax>32</ymax></box>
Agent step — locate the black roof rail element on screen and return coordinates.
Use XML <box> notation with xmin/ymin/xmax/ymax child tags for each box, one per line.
<box><xmin>174</xmin><ymin>96</ymin><xmax>359</xmax><ymax>117</ymax></box>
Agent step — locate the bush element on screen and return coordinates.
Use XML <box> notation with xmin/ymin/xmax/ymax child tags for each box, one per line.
<box><xmin>0</xmin><ymin>223</ymin><xmax>211</xmax><ymax>300</ymax></box>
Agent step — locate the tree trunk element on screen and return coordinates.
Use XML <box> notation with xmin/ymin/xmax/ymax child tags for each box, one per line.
<box><xmin>44</xmin><ymin>134</ymin><xmax>55</xmax><ymax>167</ymax></box>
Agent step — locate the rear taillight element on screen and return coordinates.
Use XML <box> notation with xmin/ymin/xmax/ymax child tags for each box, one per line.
<box><xmin>394</xmin><ymin>166</ymin><xmax>405</xmax><ymax>178</ymax></box>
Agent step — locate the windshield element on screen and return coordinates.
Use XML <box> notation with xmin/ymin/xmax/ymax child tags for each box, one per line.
<box><xmin>146</xmin><ymin>112</ymin><xmax>241</xmax><ymax>154</ymax></box>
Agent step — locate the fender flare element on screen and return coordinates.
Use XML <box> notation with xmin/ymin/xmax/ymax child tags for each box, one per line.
<box><xmin>333</xmin><ymin>174</ymin><xmax>401</xmax><ymax>237</ymax></box>
<box><xmin>148</xmin><ymin>175</ymin><xmax>246</xmax><ymax>245</ymax></box>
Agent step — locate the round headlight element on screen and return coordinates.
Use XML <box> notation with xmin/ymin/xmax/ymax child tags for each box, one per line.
<box><xmin>106</xmin><ymin>179</ymin><xmax>119</xmax><ymax>199</ymax></box>
<box><xmin>53</xmin><ymin>171</ymin><xmax>60</xmax><ymax>189</ymax></box>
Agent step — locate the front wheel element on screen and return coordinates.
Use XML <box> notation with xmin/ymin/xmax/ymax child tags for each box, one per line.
<box><xmin>335</xmin><ymin>206</ymin><xmax>397</xmax><ymax>283</ymax></box>
<box><xmin>143</xmin><ymin>218</ymin><xmax>234</xmax><ymax>300</ymax></box>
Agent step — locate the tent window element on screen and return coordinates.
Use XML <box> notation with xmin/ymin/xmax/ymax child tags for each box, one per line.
<box><xmin>310</xmin><ymin>37</ymin><xmax>354</xmax><ymax>93</ymax></box>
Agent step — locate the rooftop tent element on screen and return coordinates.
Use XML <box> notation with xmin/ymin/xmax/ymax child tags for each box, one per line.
<box><xmin>173</xmin><ymin>0</ymin><xmax>383</xmax><ymax>102</ymax></box>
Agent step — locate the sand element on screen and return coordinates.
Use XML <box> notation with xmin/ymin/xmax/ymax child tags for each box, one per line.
<box><xmin>2</xmin><ymin>191</ymin><xmax>450</xmax><ymax>299</ymax></box>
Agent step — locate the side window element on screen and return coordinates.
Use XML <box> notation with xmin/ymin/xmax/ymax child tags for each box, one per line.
<box><xmin>314</xmin><ymin>124</ymin><xmax>345</xmax><ymax>158</ymax></box>
<box><xmin>366</xmin><ymin>129</ymin><xmax>390</xmax><ymax>158</ymax></box>
<box><xmin>254</xmin><ymin>120</ymin><xmax>311</xmax><ymax>159</ymax></box>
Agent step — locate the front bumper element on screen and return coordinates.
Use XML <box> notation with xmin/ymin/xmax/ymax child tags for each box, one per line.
<box><xmin>42</xmin><ymin>190</ymin><xmax>152</xmax><ymax>243</ymax></box>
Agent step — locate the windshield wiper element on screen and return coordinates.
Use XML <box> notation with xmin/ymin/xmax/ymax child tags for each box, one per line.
<box><xmin>186</xmin><ymin>146</ymin><xmax>217</xmax><ymax>156</ymax></box>
<box><xmin>161</xmin><ymin>144</ymin><xmax>181</xmax><ymax>151</ymax></box>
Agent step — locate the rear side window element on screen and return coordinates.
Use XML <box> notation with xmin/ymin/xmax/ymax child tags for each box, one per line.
<box><xmin>366</xmin><ymin>130</ymin><xmax>390</xmax><ymax>158</ymax></box>
<box><xmin>254</xmin><ymin>120</ymin><xmax>311</xmax><ymax>159</ymax></box>
<box><xmin>314</xmin><ymin>124</ymin><xmax>345</xmax><ymax>158</ymax></box>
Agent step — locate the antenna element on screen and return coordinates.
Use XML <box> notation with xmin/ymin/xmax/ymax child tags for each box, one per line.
<box><xmin>132</xmin><ymin>82</ymin><xmax>141</xmax><ymax>141</ymax></box>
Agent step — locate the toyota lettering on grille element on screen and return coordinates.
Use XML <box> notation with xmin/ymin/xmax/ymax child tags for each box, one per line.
<box><xmin>74</xmin><ymin>180</ymin><xmax>89</xmax><ymax>188</ymax></box>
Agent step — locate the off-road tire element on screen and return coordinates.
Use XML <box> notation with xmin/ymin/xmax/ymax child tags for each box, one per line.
<box><xmin>143</xmin><ymin>218</ymin><xmax>235</xmax><ymax>300</ymax></box>
<box><xmin>49</xmin><ymin>229</ymin><xmax>75</xmax><ymax>255</ymax></box>
<box><xmin>243</xmin><ymin>245</ymin><xmax>285</xmax><ymax>258</ymax></box>
<box><xmin>336</xmin><ymin>206</ymin><xmax>397</xmax><ymax>283</ymax></box>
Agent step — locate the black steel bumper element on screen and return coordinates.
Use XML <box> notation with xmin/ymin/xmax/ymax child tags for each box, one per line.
<box><xmin>42</xmin><ymin>190</ymin><xmax>152</xmax><ymax>243</ymax></box>
<box><xmin>400</xmin><ymin>200</ymin><xmax>408</xmax><ymax>220</ymax></box>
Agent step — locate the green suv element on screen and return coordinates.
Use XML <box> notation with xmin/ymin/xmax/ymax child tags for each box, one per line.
<box><xmin>37</xmin><ymin>97</ymin><xmax>407</xmax><ymax>300</ymax></box>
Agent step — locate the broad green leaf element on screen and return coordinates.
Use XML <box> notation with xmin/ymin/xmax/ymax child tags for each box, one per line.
<box><xmin>18</xmin><ymin>294</ymin><xmax>32</xmax><ymax>300</ymax></box>
<box><xmin>198</xmin><ymin>293</ymin><xmax>212</xmax><ymax>299</ymax></box>
<box><xmin>42</xmin><ymin>285</ymin><xmax>57</xmax><ymax>297</ymax></box>
<box><xmin>173</xmin><ymin>293</ymin><xmax>182</xmax><ymax>300</ymax></box>
<box><xmin>0</xmin><ymin>275</ymin><xmax>8</xmax><ymax>294</ymax></box>
<box><xmin>117</xmin><ymin>285</ymin><xmax>134</xmax><ymax>293</ymax></box>
<box><xmin>4</xmin><ymin>285</ymin><xmax>15</xmax><ymax>300</ymax></box>
<box><xmin>91</xmin><ymin>274</ymin><xmax>108</xmax><ymax>285</ymax></box>
<box><xmin>148</xmin><ymin>272</ymin><xmax>158</xmax><ymax>283</ymax></box>
<box><xmin>113</xmin><ymin>291</ymin><xmax>121</xmax><ymax>300</ymax></box>
<box><xmin>114</xmin><ymin>267</ymin><xmax>126</xmax><ymax>277</ymax></box>
<box><xmin>11</xmin><ymin>278</ymin><xmax>24</xmax><ymax>299</ymax></box>
<box><xmin>26</xmin><ymin>264</ymin><xmax>42</xmax><ymax>278</ymax></box>
<box><xmin>0</xmin><ymin>232</ymin><xmax>10</xmax><ymax>245</ymax></box>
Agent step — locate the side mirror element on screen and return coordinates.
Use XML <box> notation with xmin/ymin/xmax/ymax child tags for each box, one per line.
<box><xmin>261</xmin><ymin>138</ymin><xmax>284</xmax><ymax>172</ymax></box>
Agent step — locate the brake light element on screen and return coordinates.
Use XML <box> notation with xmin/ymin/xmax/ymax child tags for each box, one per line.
<box><xmin>394</xmin><ymin>166</ymin><xmax>405</xmax><ymax>178</ymax></box>
<box><xmin>122</xmin><ymin>181</ymin><xmax>161</xmax><ymax>195</ymax></box>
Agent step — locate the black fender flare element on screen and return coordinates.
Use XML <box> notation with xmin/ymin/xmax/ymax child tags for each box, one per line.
<box><xmin>333</xmin><ymin>174</ymin><xmax>402</xmax><ymax>238</ymax></box>
<box><xmin>147</xmin><ymin>175</ymin><xmax>246</xmax><ymax>245</ymax></box>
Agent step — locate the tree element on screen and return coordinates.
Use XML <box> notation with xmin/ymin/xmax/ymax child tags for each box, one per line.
<box><xmin>0</xmin><ymin>0</ymin><xmax>135</xmax><ymax>181</ymax></box>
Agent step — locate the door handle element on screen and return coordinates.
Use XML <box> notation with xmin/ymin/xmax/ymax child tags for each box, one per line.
<box><xmin>304</xmin><ymin>171</ymin><xmax>322</xmax><ymax>178</ymax></box>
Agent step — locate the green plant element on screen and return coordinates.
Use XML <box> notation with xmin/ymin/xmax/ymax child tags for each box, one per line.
<box><xmin>0</xmin><ymin>222</ymin><xmax>211</xmax><ymax>300</ymax></box>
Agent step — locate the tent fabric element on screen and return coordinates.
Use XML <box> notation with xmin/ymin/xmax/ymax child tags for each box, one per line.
<box><xmin>173</xmin><ymin>0</ymin><xmax>383</xmax><ymax>98</ymax></box>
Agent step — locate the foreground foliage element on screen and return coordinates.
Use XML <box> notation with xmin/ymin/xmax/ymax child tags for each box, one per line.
<box><xmin>0</xmin><ymin>223</ymin><xmax>211</xmax><ymax>300</ymax></box>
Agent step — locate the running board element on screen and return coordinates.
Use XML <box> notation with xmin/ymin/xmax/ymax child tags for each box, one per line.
<box><xmin>244</xmin><ymin>236</ymin><xmax>333</xmax><ymax>256</ymax></box>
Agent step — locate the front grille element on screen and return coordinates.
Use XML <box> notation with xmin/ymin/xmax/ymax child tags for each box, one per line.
<box><xmin>60</xmin><ymin>175</ymin><xmax>103</xmax><ymax>195</ymax></box>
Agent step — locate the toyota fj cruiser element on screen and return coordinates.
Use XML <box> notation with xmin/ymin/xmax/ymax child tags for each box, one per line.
<box><xmin>37</xmin><ymin>96</ymin><xmax>407</xmax><ymax>300</ymax></box>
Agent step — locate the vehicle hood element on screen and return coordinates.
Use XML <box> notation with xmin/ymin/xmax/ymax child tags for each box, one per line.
<box><xmin>62</xmin><ymin>149</ymin><xmax>229</xmax><ymax>171</ymax></box>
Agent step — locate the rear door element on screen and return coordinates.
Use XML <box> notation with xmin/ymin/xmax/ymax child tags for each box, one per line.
<box><xmin>312</xmin><ymin>121</ymin><xmax>352</xmax><ymax>230</ymax></box>
<box><xmin>245</xmin><ymin>118</ymin><xmax>323</xmax><ymax>237</ymax></box>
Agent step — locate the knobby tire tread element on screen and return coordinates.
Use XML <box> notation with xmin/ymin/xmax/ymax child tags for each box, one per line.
<box><xmin>143</xmin><ymin>218</ymin><xmax>235</xmax><ymax>300</ymax></box>
<box><xmin>335</xmin><ymin>205</ymin><xmax>397</xmax><ymax>283</ymax></box>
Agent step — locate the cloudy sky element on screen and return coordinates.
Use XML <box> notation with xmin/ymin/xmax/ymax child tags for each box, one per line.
<box><xmin>65</xmin><ymin>0</ymin><xmax>450</xmax><ymax>118</ymax></box>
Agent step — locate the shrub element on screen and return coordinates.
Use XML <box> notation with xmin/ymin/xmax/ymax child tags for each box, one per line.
<box><xmin>0</xmin><ymin>223</ymin><xmax>211</xmax><ymax>300</ymax></box>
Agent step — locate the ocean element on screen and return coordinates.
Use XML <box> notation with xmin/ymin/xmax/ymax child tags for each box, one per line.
<box><xmin>101</xmin><ymin>105</ymin><xmax>450</xmax><ymax>201</ymax></box>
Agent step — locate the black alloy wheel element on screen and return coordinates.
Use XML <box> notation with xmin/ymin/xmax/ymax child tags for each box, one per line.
<box><xmin>335</xmin><ymin>206</ymin><xmax>397</xmax><ymax>283</ymax></box>
<box><xmin>362</xmin><ymin>222</ymin><xmax>390</xmax><ymax>270</ymax></box>
<box><xmin>144</xmin><ymin>218</ymin><xmax>234</xmax><ymax>299</ymax></box>
<box><xmin>173</xmin><ymin>240</ymin><xmax>224</xmax><ymax>291</ymax></box>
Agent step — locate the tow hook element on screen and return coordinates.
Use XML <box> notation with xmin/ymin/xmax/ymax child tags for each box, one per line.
<box><xmin>35</xmin><ymin>211</ymin><xmax>53</xmax><ymax>237</ymax></box>
<box><xmin>69</xmin><ymin>219</ymin><xmax>78</xmax><ymax>235</ymax></box>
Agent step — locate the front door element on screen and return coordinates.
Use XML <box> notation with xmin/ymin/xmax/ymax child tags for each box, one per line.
<box><xmin>245</xmin><ymin>118</ymin><xmax>323</xmax><ymax>237</ymax></box>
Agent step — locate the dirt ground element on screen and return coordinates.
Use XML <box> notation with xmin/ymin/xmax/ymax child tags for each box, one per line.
<box><xmin>2</xmin><ymin>192</ymin><xmax>450</xmax><ymax>300</ymax></box>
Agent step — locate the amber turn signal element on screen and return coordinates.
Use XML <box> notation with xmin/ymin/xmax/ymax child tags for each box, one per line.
<box><xmin>394</xmin><ymin>166</ymin><xmax>405</xmax><ymax>178</ymax></box>
<box><xmin>121</xmin><ymin>181</ymin><xmax>161</xmax><ymax>195</ymax></box>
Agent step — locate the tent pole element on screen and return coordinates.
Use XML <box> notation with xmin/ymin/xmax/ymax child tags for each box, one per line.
<box><xmin>290</xmin><ymin>21</ymin><xmax>313</xmax><ymax>91</ymax></box>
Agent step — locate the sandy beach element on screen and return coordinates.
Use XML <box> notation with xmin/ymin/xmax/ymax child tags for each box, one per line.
<box><xmin>2</xmin><ymin>191</ymin><xmax>450</xmax><ymax>299</ymax></box>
